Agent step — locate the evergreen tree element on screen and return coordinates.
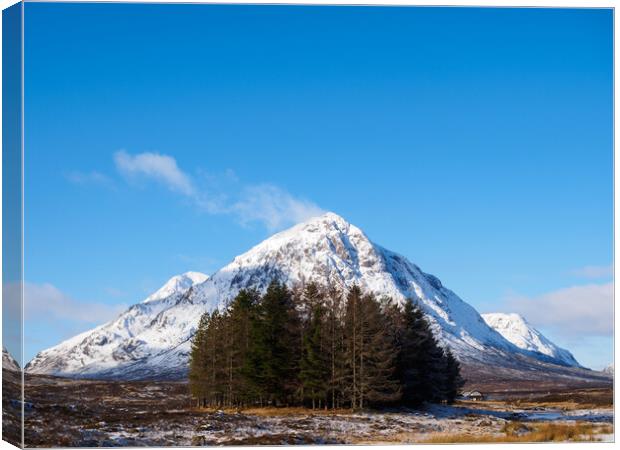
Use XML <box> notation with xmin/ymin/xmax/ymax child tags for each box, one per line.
<box><xmin>343</xmin><ymin>285</ymin><xmax>363</xmax><ymax>408</ymax></box>
<box><xmin>300</xmin><ymin>282</ymin><xmax>322</xmax><ymax>315</ymax></box>
<box><xmin>426</xmin><ymin>337</ymin><xmax>449</xmax><ymax>403</ymax></box>
<box><xmin>444</xmin><ymin>350</ymin><xmax>465</xmax><ymax>404</ymax></box>
<box><xmin>297</xmin><ymin>282</ymin><xmax>323</xmax><ymax>403</ymax></box>
<box><xmin>398</xmin><ymin>301</ymin><xmax>439</xmax><ymax>406</ymax></box>
<box><xmin>204</xmin><ymin>309</ymin><xmax>228</xmax><ymax>406</ymax></box>
<box><xmin>227</xmin><ymin>289</ymin><xmax>260</xmax><ymax>405</ymax></box>
<box><xmin>244</xmin><ymin>281</ymin><xmax>300</xmax><ymax>406</ymax></box>
<box><xmin>325</xmin><ymin>286</ymin><xmax>346</xmax><ymax>409</ymax></box>
<box><xmin>344</xmin><ymin>287</ymin><xmax>399</xmax><ymax>408</ymax></box>
<box><xmin>189</xmin><ymin>312</ymin><xmax>211</xmax><ymax>407</ymax></box>
<box><xmin>300</xmin><ymin>302</ymin><xmax>329</xmax><ymax>408</ymax></box>
<box><xmin>358</xmin><ymin>293</ymin><xmax>400</xmax><ymax>407</ymax></box>
<box><xmin>189</xmin><ymin>284</ymin><xmax>463</xmax><ymax>410</ymax></box>
<box><xmin>397</xmin><ymin>300</ymin><xmax>465</xmax><ymax>406</ymax></box>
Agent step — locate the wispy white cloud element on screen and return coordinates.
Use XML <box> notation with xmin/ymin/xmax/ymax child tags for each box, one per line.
<box><xmin>504</xmin><ymin>282</ymin><xmax>613</xmax><ymax>337</ymax></box>
<box><xmin>20</xmin><ymin>282</ymin><xmax>127</xmax><ymax>324</ymax></box>
<box><xmin>570</xmin><ymin>264</ymin><xmax>613</xmax><ymax>279</ymax></box>
<box><xmin>112</xmin><ymin>150</ymin><xmax>324</xmax><ymax>231</ymax></box>
<box><xmin>232</xmin><ymin>184</ymin><xmax>325</xmax><ymax>231</ymax></box>
<box><xmin>66</xmin><ymin>170</ymin><xmax>114</xmax><ymax>188</ymax></box>
<box><xmin>114</xmin><ymin>150</ymin><xmax>195</xmax><ymax>196</ymax></box>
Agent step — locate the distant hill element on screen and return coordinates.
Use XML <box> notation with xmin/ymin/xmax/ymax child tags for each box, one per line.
<box><xmin>482</xmin><ymin>313</ymin><xmax>580</xmax><ymax>367</ymax></box>
<box><xmin>3</xmin><ymin>346</ymin><xmax>20</xmax><ymax>372</ymax></box>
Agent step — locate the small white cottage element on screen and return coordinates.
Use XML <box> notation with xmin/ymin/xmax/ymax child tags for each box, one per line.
<box><xmin>461</xmin><ymin>391</ymin><xmax>485</xmax><ymax>401</ymax></box>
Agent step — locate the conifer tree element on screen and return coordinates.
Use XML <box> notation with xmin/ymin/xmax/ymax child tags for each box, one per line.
<box><xmin>444</xmin><ymin>350</ymin><xmax>465</xmax><ymax>404</ymax></box>
<box><xmin>204</xmin><ymin>309</ymin><xmax>228</xmax><ymax>406</ymax></box>
<box><xmin>398</xmin><ymin>301</ymin><xmax>440</xmax><ymax>406</ymax></box>
<box><xmin>300</xmin><ymin>282</ymin><xmax>322</xmax><ymax>314</ymax></box>
<box><xmin>296</xmin><ymin>282</ymin><xmax>323</xmax><ymax>403</ymax></box>
<box><xmin>189</xmin><ymin>283</ymin><xmax>463</xmax><ymax>409</ymax></box>
<box><xmin>325</xmin><ymin>286</ymin><xmax>346</xmax><ymax>409</ymax></box>
<box><xmin>244</xmin><ymin>281</ymin><xmax>300</xmax><ymax>406</ymax></box>
<box><xmin>344</xmin><ymin>287</ymin><xmax>399</xmax><ymax>408</ymax></box>
<box><xmin>227</xmin><ymin>289</ymin><xmax>260</xmax><ymax>405</ymax></box>
<box><xmin>189</xmin><ymin>312</ymin><xmax>211</xmax><ymax>407</ymax></box>
<box><xmin>426</xmin><ymin>337</ymin><xmax>449</xmax><ymax>403</ymax></box>
<box><xmin>343</xmin><ymin>285</ymin><xmax>363</xmax><ymax>408</ymax></box>
<box><xmin>357</xmin><ymin>293</ymin><xmax>400</xmax><ymax>407</ymax></box>
<box><xmin>300</xmin><ymin>302</ymin><xmax>329</xmax><ymax>408</ymax></box>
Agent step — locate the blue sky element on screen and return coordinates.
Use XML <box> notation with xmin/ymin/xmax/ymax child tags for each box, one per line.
<box><xmin>23</xmin><ymin>4</ymin><xmax>612</xmax><ymax>369</ymax></box>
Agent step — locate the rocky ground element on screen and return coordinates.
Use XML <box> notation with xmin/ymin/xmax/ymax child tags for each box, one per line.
<box><xmin>1</xmin><ymin>369</ymin><xmax>614</xmax><ymax>447</ymax></box>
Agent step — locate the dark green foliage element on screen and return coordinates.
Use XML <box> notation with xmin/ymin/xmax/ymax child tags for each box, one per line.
<box><xmin>444</xmin><ymin>350</ymin><xmax>465</xmax><ymax>404</ymax></box>
<box><xmin>343</xmin><ymin>287</ymin><xmax>401</xmax><ymax>408</ymax></box>
<box><xmin>244</xmin><ymin>281</ymin><xmax>301</xmax><ymax>406</ymax></box>
<box><xmin>396</xmin><ymin>301</ymin><xmax>463</xmax><ymax>406</ymax></box>
<box><xmin>189</xmin><ymin>284</ymin><xmax>465</xmax><ymax>409</ymax></box>
<box><xmin>227</xmin><ymin>289</ymin><xmax>260</xmax><ymax>405</ymax></box>
<box><xmin>325</xmin><ymin>286</ymin><xmax>347</xmax><ymax>409</ymax></box>
<box><xmin>299</xmin><ymin>302</ymin><xmax>329</xmax><ymax>408</ymax></box>
<box><xmin>188</xmin><ymin>312</ymin><xmax>210</xmax><ymax>406</ymax></box>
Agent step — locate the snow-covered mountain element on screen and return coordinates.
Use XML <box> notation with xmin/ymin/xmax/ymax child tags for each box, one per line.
<box><xmin>27</xmin><ymin>212</ymin><xmax>582</xmax><ymax>380</ymax></box>
<box><xmin>602</xmin><ymin>363</ymin><xmax>614</xmax><ymax>375</ymax></box>
<box><xmin>3</xmin><ymin>346</ymin><xmax>20</xmax><ymax>372</ymax></box>
<box><xmin>26</xmin><ymin>271</ymin><xmax>209</xmax><ymax>378</ymax></box>
<box><xmin>143</xmin><ymin>271</ymin><xmax>209</xmax><ymax>304</ymax></box>
<box><xmin>481</xmin><ymin>313</ymin><xmax>580</xmax><ymax>367</ymax></box>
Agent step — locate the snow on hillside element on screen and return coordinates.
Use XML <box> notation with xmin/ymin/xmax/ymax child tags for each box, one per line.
<box><xmin>26</xmin><ymin>212</ymin><xmax>581</xmax><ymax>380</ymax></box>
<box><xmin>26</xmin><ymin>272</ymin><xmax>209</xmax><ymax>377</ymax></box>
<box><xmin>601</xmin><ymin>363</ymin><xmax>613</xmax><ymax>375</ymax></box>
<box><xmin>3</xmin><ymin>346</ymin><xmax>20</xmax><ymax>371</ymax></box>
<box><xmin>482</xmin><ymin>313</ymin><xmax>580</xmax><ymax>367</ymax></box>
<box><xmin>143</xmin><ymin>272</ymin><xmax>208</xmax><ymax>304</ymax></box>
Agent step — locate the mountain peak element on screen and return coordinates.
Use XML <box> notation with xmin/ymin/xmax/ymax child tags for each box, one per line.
<box><xmin>143</xmin><ymin>271</ymin><xmax>209</xmax><ymax>304</ymax></box>
<box><xmin>224</xmin><ymin>211</ymin><xmax>374</xmax><ymax>288</ymax></box>
<box><xmin>284</xmin><ymin>211</ymin><xmax>355</xmax><ymax>234</ymax></box>
<box><xmin>482</xmin><ymin>313</ymin><xmax>580</xmax><ymax>367</ymax></box>
<box><xmin>279</xmin><ymin>211</ymin><xmax>367</xmax><ymax>244</ymax></box>
<box><xmin>314</xmin><ymin>211</ymin><xmax>350</xmax><ymax>224</ymax></box>
<box><xmin>485</xmin><ymin>312</ymin><xmax>527</xmax><ymax>325</ymax></box>
<box><xmin>3</xmin><ymin>346</ymin><xmax>20</xmax><ymax>371</ymax></box>
<box><xmin>182</xmin><ymin>271</ymin><xmax>211</xmax><ymax>283</ymax></box>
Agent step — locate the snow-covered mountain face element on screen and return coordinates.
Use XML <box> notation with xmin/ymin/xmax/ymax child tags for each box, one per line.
<box><xmin>143</xmin><ymin>272</ymin><xmax>208</xmax><ymax>304</ymax></box>
<box><xmin>481</xmin><ymin>313</ymin><xmax>581</xmax><ymax>368</ymax></box>
<box><xmin>26</xmin><ymin>272</ymin><xmax>209</xmax><ymax>378</ymax></box>
<box><xmin>26</xmin><ymin>212</ymin><xmax>580</xmax><ymax>379</ymax></box>
<box><xmin>3</xmin><ymin>346</ymin><xmax>20</xmax><ymax>372</ymax></box>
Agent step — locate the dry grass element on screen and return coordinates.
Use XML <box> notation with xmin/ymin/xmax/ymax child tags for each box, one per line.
<box><xmin>491</xmin><ymin>388</ymin><xmax>614</xmax><ymax>410</ymax></box>
<box><xmin>421</xmin><ymin>422</ymin><xmax>613</xmax><ymax>443</ymax></box>
<box><xmin>534</xmin><ymin>389</ymin><xmax>613</xmax><ymax>408</ymax></box>
<box><xmin>455</xmin><ymin>389</ymin><xmax>613</xmax><ymax>412</ymax></box>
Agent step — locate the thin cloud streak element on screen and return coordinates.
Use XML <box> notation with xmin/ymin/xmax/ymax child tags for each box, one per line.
<box><xmin>570</xmin><ymin>265</ymin><xmax>613</xmax><ymax>279</ymax></box>
<box><xmin>15</xmin><ymin>282</ymin><xmax>128</xmax><ymax>324</ymax></box>
<box><xmin>66</xmin><ymin>170</ymin><xmax>115</xmax><ymax>188</ymax></box>
<box><xmin>504</xmin><ymin>282</ymin><xmax>613</xmax><ymax>337</ymax></box>
<box><xmin>112</xmin><ymin>150</ymin><xmax>324</xmax><ymax>231</ymax></box>
<box><xmin>232</xmin><ymin>184</ymin><xmax>325</xmax><ymax>231</ymax></box>
<box><xmin>114</xmin><ymin>150</ymin><xmax>195</xmax><ymax>196</ymax></box>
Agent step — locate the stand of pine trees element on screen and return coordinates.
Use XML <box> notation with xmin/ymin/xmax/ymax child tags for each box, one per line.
<box><xmin>189</xmin><ymin>281</ymin><xmax>464</xmax><ymax>409</ymax></box>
